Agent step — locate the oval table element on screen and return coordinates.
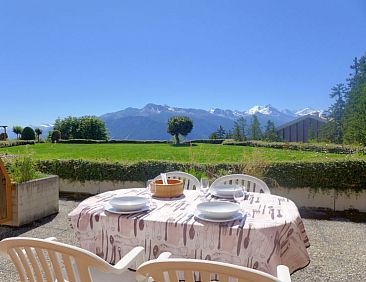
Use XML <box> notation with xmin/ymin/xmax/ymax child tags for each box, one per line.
<box><xmin>68</xmin><ymin>188</ymin><xmax>310</xmax><ymax>276</ymax></box>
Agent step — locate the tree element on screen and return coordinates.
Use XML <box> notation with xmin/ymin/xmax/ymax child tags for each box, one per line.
<box><xmin>307</xmin><ymin>124</ymin><xmax>317</xmax><ymax>142</ymax></box>
<box><xmin>34</xmin><ymin>128</ymin><xmax>43</xmax><ymax>142</ymax></box>
<box><xmin>51</xmin><ymin>130</ymin><xmax>61</xmax><ymax>143</ymax></box>
<box><xmin>79</xmin><ymin>116</ymin><xmax>108</xmax><ymax>140</ymax></box>
<box><xmin>167</xmin><ymin>116</ymin><xmax>193</xmax><ymax>144</ymax></box>
<box><xmin>209</xmin><ymin>132</ymin><xmax>218</xmax><ymax>139</ymax></box>
<box><xmin>263</xmin><ymin>120</ymin><xmax>278</xmax><ymax>142</ymax></box>
<box><xmin>216</xmin><ymin>125</ymin><xmax>226</xmax><ymax>139</ymax></box>
<box><xmin>12</xmin><ymin>126</ymin><xmax>23</xmax><ymax>139</ymax></box>
<box><xmin>232</xmin><ymin>117</ymin><xmax>247</xmax><ymax>141</ymax></box>
<box><xmin>225</xmin><ymin>130</ymin><xmax>232</xmax><ymax>139</ymax></box>
<box><xmin>319</xmin><ymin>121</ymin><xmax>337</xmax><ymax>143</ymax></box>
<box><xmin>319</xmin><ymin>84</ymin><xmax>347</xmax><ymax>143</ymax></box>
<box><xmin>249</xmin><ymin>115</ymin><xmax>262</xmax><ymax>140</ymax></box>
<box><xmin>54</xmin><ymin>116</ymin><xmax>80</xmax><ymax>140</ymax></box>
<box><xmin>343</xmin><ymin>54</ymin><xmax>366</xmax><ymax>145</ymax></box>
<box><xmin>21</xmin><ymin>127</ymin><xmax>36</xmax><ymax>140</ymax></box>
<box><xmin>54</xmin><ymin>116</ymin><xmax>108</xmax><ymax>140</ymax></box>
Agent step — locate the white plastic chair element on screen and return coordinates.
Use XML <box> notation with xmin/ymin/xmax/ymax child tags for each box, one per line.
<box><xmin>0</xmin><ymin>237</ymin><xmax>145</xmax><ymax>282</ymax></box>
<box><xmin>153</xmin><ymin>171</ymin><xmax>200</xmax><ymax>190</ymax></box>
<box><xmin>211</xmin><ymin>174</ymin><xmax>271</xmax><ymax>194</ymax></box>
<box><xmin>137</xmin><ymin>258</ymin><xmax>291</xmax><ymax>282</ymax></box>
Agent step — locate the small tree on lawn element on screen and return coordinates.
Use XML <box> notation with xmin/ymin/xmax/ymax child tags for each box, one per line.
<box><xmin>13</xmin><ymin>126</ymin><xmax>23</xmax><ymax>139</ymax></box>
<box><xmin>167</xmin><ymin>116</ymin><xmax>193</xmax><ymax>144</ymax></box>
<box><xmin>21</xmin><ymin>127</ymin><xmax>36</xmax><ymax>140</ymax></box>
<box><xmin>35</xmin><ymin>128</ymin><xmax>43</xmax><ymax>142</ymax></box>
<box><xmin>51</xmin><ymin>130</ymin><xmax>61</xmax><ymax>143</ymax></box>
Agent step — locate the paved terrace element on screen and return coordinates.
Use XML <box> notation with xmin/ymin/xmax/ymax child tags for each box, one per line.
<box><xmin>0</xmin><ymin>198</ymin><xmax>365</xmax><ymax>282</ymax></box>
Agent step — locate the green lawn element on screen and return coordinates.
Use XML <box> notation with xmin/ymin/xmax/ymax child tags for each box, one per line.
<box><xmin>0</xmin><ymin>143</ymin><xmax>364</xmax><ymax>163</ymax></box>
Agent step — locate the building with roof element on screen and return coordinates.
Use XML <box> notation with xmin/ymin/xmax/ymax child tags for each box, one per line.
<box><xmin>276</xmin><ymin>114</ymin><xmax>327</xmax><ymax>142</ymax></box>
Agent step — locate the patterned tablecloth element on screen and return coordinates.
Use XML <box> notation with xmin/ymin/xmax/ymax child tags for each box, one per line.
<box><xmin>68</xmin><ymin>189</ymin><xmax>310</xmax><ymax>276</ymax></box>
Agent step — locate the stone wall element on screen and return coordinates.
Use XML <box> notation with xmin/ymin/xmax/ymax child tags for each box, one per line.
<box><xmin>7</xmin><ymin>176</ymin><xmax>59</xmax><ymax>226</ymax></box>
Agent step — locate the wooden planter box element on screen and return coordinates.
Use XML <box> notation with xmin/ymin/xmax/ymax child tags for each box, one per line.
<box><xmin>6</xmin><ymin>175</ymin><xmax>59</xmax><ymax>226</ymax></box>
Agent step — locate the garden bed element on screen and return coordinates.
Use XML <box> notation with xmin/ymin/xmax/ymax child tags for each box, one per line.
<box><xmin>6</xmin><ymin>175</ymin><xmax>59</xmax><ymax>226</ymax></box>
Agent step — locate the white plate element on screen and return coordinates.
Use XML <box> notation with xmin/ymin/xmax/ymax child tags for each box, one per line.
<box><xmin>211</xmin><ymin>185</ymin><xmax>243</xmax><ymax>196</ymax></box>
<box><xmin>194</xmin><ymin>210</ymin><xmax>243</xmax><ymax>222</ymax></box>
<box><xmin>105</xmin><ymin>205</ymin><xmax>150</xmax><ymax>215</ymax></box>
<box><xmin>196</xmin><ymin>201</ymin><xmax>240</xmax><ymax>219</ymax></box>
<box><xmin>109</xmin><ymin>196</ymin><xmax>149</xmax><ymax>211</ymax></box>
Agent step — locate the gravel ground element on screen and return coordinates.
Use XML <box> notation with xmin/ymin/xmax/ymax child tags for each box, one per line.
<box><xmin>0</xmin><ymin>198</ymin><xmax>365</xmax><ymax>282</ymax></box>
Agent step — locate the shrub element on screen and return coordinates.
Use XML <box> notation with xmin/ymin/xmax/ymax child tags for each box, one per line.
<box><xmin>222</xmin><ymin>140</ymin><xmax>366</xmax><ymax>154</ymax></box>
<box><xmin>35</xmin><ymin>159</ymin><xmax>366</xmax><ymax>191</ymax></box>
<box><xmin>8</xmin><ymin>154</ymin><xmax>45</xmax><ymax>183</ymax></box>
<box><xmin>57</xmin><ymin>139</ymin><xmax>171</xmax><ymax>144</ymax></box>
<box><xmin>21</xmin><ymin>127</ymin><xmax>36</xmax><ymax>140</ymax></box>
<box><xmin>186</xmin><ymin>139</ymin><xmax>226</xmax><ymax>144</ymax></box>
<box><xmin>0</xmin><ymin>140</ymin><xmax>35</xmax><ymax>148</ymax></box>
<box><xmin>51</xmin><ymin>130</ymin><xmax>61</xmax><ymax>143</ymax></box>
<box><xmin>0</xmin><ymin>133</ymin><xmax>8</xmax><ymax>141</ymax></box>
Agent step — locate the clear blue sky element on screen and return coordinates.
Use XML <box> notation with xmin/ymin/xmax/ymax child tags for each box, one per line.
<box><xmin>1</xmin><ymin>0</ymin><xmax>366</xmax><ymax>125</ymax></box>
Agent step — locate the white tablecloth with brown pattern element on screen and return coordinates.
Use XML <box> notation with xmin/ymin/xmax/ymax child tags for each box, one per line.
<box><xmin>68</xmin><ymin>188</ymin><xmax>310</xmax><ymax>276</ymax></box>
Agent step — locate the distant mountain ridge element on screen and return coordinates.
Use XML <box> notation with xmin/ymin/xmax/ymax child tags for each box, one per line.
<box><xmin>100</xmin><ymin>104</ymin><xmax>324</xmax><ymax>140</ymax></box>
<box><xmin>4</xmin><ymin>104</ymin><xmax>323</xmax><ymax>140</ymax></box>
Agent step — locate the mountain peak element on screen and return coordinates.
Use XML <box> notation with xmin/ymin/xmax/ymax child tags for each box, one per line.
<box><xmin>246</xmin><ymin>105</ymin><xmax>280</xmax><ymax>115</ymax></box>
<box><xmin>295</xmin><ymin>108</ymin><xmax>323</xmax><ymax>117</ymax></box>
<box><xmin>142</xmin><ymin>103</ymin><xmax>169</xmax><ymax>113</ymax></box>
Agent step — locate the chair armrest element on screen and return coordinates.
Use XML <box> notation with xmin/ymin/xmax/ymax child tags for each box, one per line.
<box><xmin>157</xmin><ymin>252</ymin><xmax>172</xmax><ymax>260</ymax></box>
<box><xmin>277</xmin><ymin>265</ymin><xmax>291</xmax><ymax>282</ymax></box>
<box><xmin>110</xmin><ymin>246</ymin><xmax>145</xmax><ymax>274</ymax></box>
<box><xmin>139</xmin><ymin>253</ymin><xmax>171</xmax><ymax>282</ymax></box>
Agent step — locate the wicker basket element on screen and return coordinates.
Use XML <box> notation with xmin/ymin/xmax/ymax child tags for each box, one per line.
<box><xmin>151</xmin><ymin>179</ymin><xmax>184</xmax><ymax>198</ymax></box>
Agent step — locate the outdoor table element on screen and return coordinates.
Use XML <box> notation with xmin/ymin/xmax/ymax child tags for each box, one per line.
<box><xmin>68</xmin><ymin>188</ymin><xmax>310</xmax><ymax>276</ymax></box>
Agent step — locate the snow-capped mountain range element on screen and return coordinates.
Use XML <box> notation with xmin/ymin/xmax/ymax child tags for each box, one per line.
<box><xmin>100</xmin><ymin>104</ymin><xmax>324</xmax><ymax>140</ymax></box>
<box><xmin>5</xmin><ymin>104</ymin><xmax>323</xmax><ymax>140</ymax></box>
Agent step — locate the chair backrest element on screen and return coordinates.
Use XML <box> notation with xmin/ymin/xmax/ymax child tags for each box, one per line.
<box><xmin>211</xmin><ymin>174</ymin><xmax>271</xmax><ymax>194</ymax></box>
<box><xmin>153</xmin><ymin>171</ymin><xmax>200</xmax><ymax>190</ymax></box>
<box><xmin>137</xmin><ymin>259</ymin><xmax>283</xmax><ymax>282</ymax></box>
<box><xmin>0</xmin><ymin>237</ymin><xmax>114</xmax><ymax>282</ymax></box>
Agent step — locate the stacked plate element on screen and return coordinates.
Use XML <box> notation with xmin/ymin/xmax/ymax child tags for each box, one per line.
<box><xmin>194</xmin><ymin>201</ymin><xmax>243</xmax><ymax>222</ymax></box>
<box><xmin>105</xmin><ymin>196</ymin><xmax>150</xmax><ymax>214</ymax></box>
<box><xmin>211</xmin><ymin>184</ymin><xmax>242</xmax><ymax>199</ymax></box>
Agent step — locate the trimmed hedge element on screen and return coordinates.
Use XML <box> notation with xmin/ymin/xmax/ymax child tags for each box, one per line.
<box><xmin>186</xmin><ymin>139</ymin><xmax>226</xmax><ymax>144</ymax></box>
<box><xmin>58</xmin><ymin>139</ymin><xmax>171</xmax><ymax>144</ymax></box>
<box><xmin>35</xmin><ymin>159</ymin><xmax>366</xmax><ymax>191</ymax></box>
<box><xmin>57</xmin><ymin>139</ymin><xmax>225</xmax><ymax>144</ymax></box>
<box><xmin>0</xmin><ymin>140</ymin><xmax>35</xmax><ymax>148</ymax></box>
<box><xmin>222</xmin><ymin>140</ymin><xmax>366</xmax><ymax>154</ymax></box>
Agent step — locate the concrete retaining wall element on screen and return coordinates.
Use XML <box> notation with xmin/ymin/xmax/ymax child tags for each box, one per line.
<box><xmin>60</xmin><ymin>179</ymin><xmax>145</xmax><ymax>194</ymax></box>
<box><xmin>271</xmin><ymin>186</ymin><xmax>366</xmax><ymax>212</ymax></box>
<box><xmin>59</xmin><ymin>179</ymin><xmax>366</xmax><ymax>212</ymax></box>
<box><xmin>7</xmin><ymin>176</ymin><xmax>59</xmax><ymax>226</ymax></box>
